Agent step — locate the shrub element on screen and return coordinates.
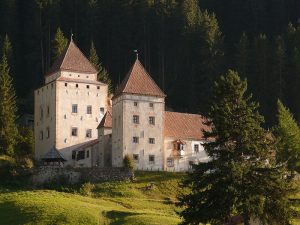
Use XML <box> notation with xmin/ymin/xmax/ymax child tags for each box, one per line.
<box><xmin>79</xmin><ymin>182</ymin><xmax>95</xmax><ymax>196</ymax></box>
<box><xmin>123</xmin><ymin>154</ymin><xmax>134</xmax><ymax>171</ymax></box>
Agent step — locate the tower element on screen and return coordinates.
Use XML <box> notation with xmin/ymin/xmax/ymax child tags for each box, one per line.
<box><xmin>111</xmin><ymin>59</ymin><xmax>166</xmax><ymax>170</ymax></box>
<box><xmin>34</xmin><ymin>40</ymin><xmax>108</xmax><ymax>165</ymax></box>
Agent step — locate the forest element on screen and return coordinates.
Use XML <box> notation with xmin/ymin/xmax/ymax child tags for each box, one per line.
<box><xmin>2</xmin><ymin>0</ymin><xmax>300</xmax><ymax>125</ymax></box>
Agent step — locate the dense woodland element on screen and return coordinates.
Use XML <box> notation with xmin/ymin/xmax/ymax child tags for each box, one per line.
<box><xmin>2</xmin><ymin>0</ymin><xmax>300</xmax><ymax>125</ymax></box>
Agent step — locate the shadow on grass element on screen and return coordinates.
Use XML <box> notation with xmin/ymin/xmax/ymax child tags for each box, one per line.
<box><xmin>0</xmin><ymin>201</ymin><xmax>36</xmax><ymax>225</ymax></box>
<box><xmin>103</xmin><ymin>210</ymin><xmax>140</xmax><ymax>225</ymax></box>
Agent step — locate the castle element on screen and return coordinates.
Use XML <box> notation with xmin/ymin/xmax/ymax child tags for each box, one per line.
<box><xmin>35</xmin><ymin>40</ymin><xmax>210</xmax><ymax>171</ymax></box>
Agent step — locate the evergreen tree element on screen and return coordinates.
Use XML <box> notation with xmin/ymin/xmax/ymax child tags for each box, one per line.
<box><xmin>235</xmin><ymin>32</ymin><xmax>250</xmax><ymax>78</ymax></box>
<box><xmin>0</xmin><ymin>55</ymin><xmax>18</xmax><ymax>156</ymax></box>
<box><xmin>178</xmin><ymin>70</ymin><xmax>297</xmax><ymax>225</ymax></box>
<box><xmin>2</xmin><ymin>34</ymin><xmax>12</xmax><ymax>60</ymax></box>
<box><xmin>275</xmin><ymin>100</ymin><xmax>300</xmax><ymax>174</ymax></box>
<box><xmin>52</xmin><ymin>27</ymin><xmax>68</xmax><ymax>61</ymax></box>
<box><xmin>89</xmin><ymin>41</ymin><xmax>113</xmax><ymax>94</ymax></box>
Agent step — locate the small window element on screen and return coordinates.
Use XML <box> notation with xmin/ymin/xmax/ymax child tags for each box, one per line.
<box><xmin>133</xmin><ymin>154</ymin><xmax>139</xmax><ymax>161</ymax></box>
<box><xmin>149</xmin><ymin>138</ymin><xmax>155</xmax><ymax>144</ymax></box>
<box><xmin>86</xmin><ymin>150</ymin><xmax>90</xmax><ymax>158</ymax></box>
<box><xmin>100</xmin><ymin>107</ymin><xmax>105</xmax><ymax>114</ymax></box>
<box><xmin>65</xmin><ymin>83</ymin><xmax>67</xmax><ymax>87</ymax></box>
<box><xmin>39</xmin><ymin>131</ymin><xmax>43</xmax><ymax>140</ymax></box>
<box><xmin>87</xmin><ymin>105</ymin><xmax>92</xmax><ymax>114</ymax></box>
<box><xmin>134</xmin><ymin>102</ymin><xmax>138</xmax><ymax>106</ymax></box>
<box><xmin>133</xmin><ymin>136</ymin><xmax>139</xmax><ymax>143</ymax></box>
<box><xmin>149</xmin><ymin>155</ymin><xmax>155</xmax><ymax>163</ymax></box>
<box><xmin>71</xmin><ymin>127</ymin><xmax>78</xmax><ymax>136</ymax></box>
<box><xmin>51</xmin><ymin>83</ymin><xmax>53</xmax><ymax>88</ymax></box>
<box><xmin>167</xmin><ymin>158</ymin><xmax>174</xmax><ymax>167</ymax></box>
<box><xmin>194</xmin><ymin>144</ymin><xmax>199</xmax><ymax>153</ymax></box>
<box><xmin>72</xmin><ymin>151</ymin><xmax>76</xmax><ymax>160</ymax></box>
<box><xmin>97</xmin><ymin>86</ymin><xmax>100</xmax><ymax>90</ymax></box>
<box><xmin>149</xmin><ymin>103</ymin><xmax>154</xmax><ymax>108</ymax></box>
<box><xmin>149</xmin><ymin>116</ymin><xmax>155</xmax><ymax>125</ymax></box>
<box><xmin>47</xmin><ymin>106</ymin><xmax>50</xmax><ymax>117</ymax></box>
<box><xmin>40</xmin><ymin>107</ymin><xmax>43</xmax><ymax>120</ymax></box>
<box><xmin>133</xmin><ymin>115</ymin><xmax>139</xmax><ymax>124</ymax></box>
<box><xmin>72</xmin><ymin>104</ymin><xmax>78</xmax><ymax>113</ymax></box>
<box><xmin>78</xmin><ymin>75</ymin><xmax>80</xmax><ymax>77</ymax></box>
<box><xmin>86</xmin><ymin>76</ymin><xmax>89</xmax><ymax>78</ymax></box>
<box><xmin>46</xmin><ymin>127</ymin><xmax>50</xmax><ymax>139</ymax></box>
<box><xmin>86</xmin><ymin>85</ymin><xmax>90</xmax><ymax>89</ymax></box>
<box><xmin>86</xmin><ymin>129</ymin><xmax>92</xmax><ymax>138</ymax></box>
<box><xmin>77</xmin><ymin>150</ymin><xmax>85</xmax><ymax>160</ymax></box>
<box><xmin>76</xmin><ymin>84</ymin><xmax>78</xmax><ymax>88</ymax></box>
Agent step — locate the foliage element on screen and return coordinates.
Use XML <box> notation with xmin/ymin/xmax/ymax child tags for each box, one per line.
<box><xmin>178</xmin><ymin>70</ymin><xmax>297</xmax><ymax>225</ymax></box>
<box><xmin>79</xmin><ymin>182</ymin><xmax>95</xmax><ymax>197</ymax></box>
<box><xmin>123</xmin><ymin>154</ymin><xmax>134</xmax><ymax>171</ymax></box>
<box><xmin>0</xmin><ymin>55</ymin><xmax>18</xmax><ymax>156</ymax></box>
<box><xmin>275</xmin><ymin>100</ymin><xmax>300</xmax><ymax>173</ymax></box>
<box><xmin>16</xmin><ymin>126</ymin><xmax>34</xmax><ymax>158</ymax></box>
<box><xmin>52</xmin><ymin>27</ymin><xmax>68</xmax><ymax>61</ymax></box>
<box><xmin>89</xmin><ymin>41</ymin><xmax>113</xmax><ymax>94</ymax></box>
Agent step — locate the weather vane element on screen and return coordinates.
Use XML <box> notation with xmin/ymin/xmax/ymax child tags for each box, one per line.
<box><xmin>134</xmin><ymin>49</ymin><xmax>138</xmax><ymax>60</ymax></box>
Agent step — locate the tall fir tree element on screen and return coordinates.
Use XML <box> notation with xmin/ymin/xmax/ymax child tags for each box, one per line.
<box><xmin>275</xmin><ymin>100</ymin><xmax>300</xmax><ymax>174</ymax></box>
<box><xmin>52</xmin><ymin>27</ymin><xmax>68</xmax><ymax>61</ymax></box>
<box><xmin>0</xmin><ymin>55</ymin><xmax>18</xmax><ymax>156</ymax></box>
<box><xmin>178</xmin><ymin>70</ymin><xmax>297</xmax><ymax>225</ymax></box>
<box><xmin>235</xmin><ymin>32</ymin><xmax>251</xmax><ymax>78</ymax></box>
<box><xmin>89</xmin><ymin>41</ymin><xmax>113</xmax><ymax>94</ymax></box>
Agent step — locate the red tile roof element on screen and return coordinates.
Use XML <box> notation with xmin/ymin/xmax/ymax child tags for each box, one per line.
<box><xmin>164</xmin><ymin>111</ymin><xmax>211</xmax><ymax>140</ymax></box>
<box><xmin>113</xmin><ymin>59</ymin><xmax>166</xmax><ymax>99</ymax></box>
<box><xmin>97</xmin><ymin>107</ymin><xmax>112</xmax><ymax>128</ymax></box>
<box><xmin>46</xmin><ymin>40</ymin><xmax>97</xmax><ymax>76</ymax></box>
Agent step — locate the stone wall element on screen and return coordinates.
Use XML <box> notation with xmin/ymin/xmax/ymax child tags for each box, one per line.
<box><xmin>32</xmin><ymin>166</ymin><xmax>133</xmax><ymax>186</ymax></box>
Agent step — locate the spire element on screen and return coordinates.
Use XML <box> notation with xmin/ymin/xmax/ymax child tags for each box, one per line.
<box><xmin>46</xmin><ymin>39</ymin><xmax>97</xmax><ymax>76</ymax></box>
<box><xmin>113</xmin><ymin>58</ymin><xmax>166</xmax><ymax>99</ymax></box>
<box><xmin>134</xmin><ymin>49</ymin><xmax>138</xmax><ymax>60</ymax></box>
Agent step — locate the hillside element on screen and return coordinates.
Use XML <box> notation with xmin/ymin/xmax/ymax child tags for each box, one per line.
<box><xmin>0</xmin><ymin>172</ymin><xmax>185</xmax><ymax>225</ymax></box>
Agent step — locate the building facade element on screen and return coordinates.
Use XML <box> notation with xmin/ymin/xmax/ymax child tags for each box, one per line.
<box><xmin>34</xmin><ymin>41</ymin><xmax>210</xmax><ymax>171</ymax></box>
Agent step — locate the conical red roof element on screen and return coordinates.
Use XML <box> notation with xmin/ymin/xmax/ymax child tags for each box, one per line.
<box><xmin>46</xmin><ymin>39</ymin><xmax>97</xmax><ymax>76</ymax></box>
<box><xmin>97</xmin><ymin>107</ymin><xmax>112</xmax><ymax>128</ymax></box>
<box><xmin>113</xmin><ymin>59</ymin><xmax>166</xmax><ymax>99</ymax></box>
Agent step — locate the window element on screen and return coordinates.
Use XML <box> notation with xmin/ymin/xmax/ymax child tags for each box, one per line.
<box><xmin>86</xmin><ymin>85</ymin><xmax>90</xmax><ymax>89</ymax></box>
<box><xmin>47</xmin><ymin>106</ymin><xmax>50</xmax><ymax>117</ymax></box>
<box><xmin>133</xmin><ymin>154</ymin><xmax>139</xmax><ymax>161</ymax></box>
<box><xmin>77</xmin><ymin>150</ymin><xmax>85</xmax><ymax>160</ymax></box>
<box><xmin>167</xmin><ymin>158</ymin><xmax>174</xmax><ymax>167</ymax></box>
<box><xmin>100</xmin><ymin>107</ymin><xmax>105</xmax><ymax>114</ymax></box>
<box><xmin>76</xmin><ymin>84</ymin><xmax>78</xmax><ymax>88</ymax></box>
<box><xmin>72</xmin><ymin>151</ymin><xmax>76</xmax><ymax>160</ymax></box>
<box><xmin>87</xmin><ymin>105</ymin><xmax>92</xmax><ymax>114</ymax></box>
<box><xmin>86</xmin><ymin>150</ymin><xmax>90</xmax><ymax>158</ymax></box>
<box><xmin>72</xmin><ymin>104</ymin><xmax>78</xmax><ymax>113</ymax></box>
<box><xmin>39</xmin><ymin>131</ymin><xmax>43</xmax><ymax>140</ymax></box>
<box><xmin>97</xmin><ymin>86</ymin><xmax>100</xmax><ymax>90</ymax></box>
<box><xmin>51</xmin><ymin>83</ymin><xmax>53</xmax><ymax>88</ymax></box>
<box><xmin>194</xmin><ymin>144</ymin><xmax>199</xmax><ymax>153</ymax></box>
<box><xmin>149</xmin><ymin>155</ymin><xmax>155</xmax><ymax>164</ymax></box>
<box><xmin>149</xmin><ymin>138</ymin><xmax>155</xmax><ymax>144</ymax></box>
<box><xmin>133</xmin><ymin>115</ymin><xmax>139</xmax><ymax>124</ymax></box>
<box><xmin>149</xmin><ymin>103</ymin><xmax>154</xmax><ymax>108</ymax></box>
<box><xmin>134</xmin><ymin>102</ymin><xmax>138</xmax><ymax>106</ymax></box>
<box><xmin>86</xmin><ymin>129</ymin><xmax>92</xmax><ymax>138</ymax></box>
<box><xmin>40</xmin><ymin>107</ymin><xmax>43</xmax><ymax>120</ymax></box>
<box><xmin>133</xmin><ymin>136</ymin><xmax>139</xmax><ymax>143</ymax></box>
<box><xmin>65</xmin><ymin>83</ymin><xmax>67</xmax><ymax>87</ymax></box>
<box><xmin>71</xmin><ymin>127</ymin><xmax>78</xmax><ymax>136</ymax></box>
<box><xmin>149</xmin><ymin>116</ymin><xmax>155</xmax><ymax>125</ymax></box>
<box><xmin>46</xmin><ymin>127</ymin><xmax>50</xmax><ymax>139</ymax></box>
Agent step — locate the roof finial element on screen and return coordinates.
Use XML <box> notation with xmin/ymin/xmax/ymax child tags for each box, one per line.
<box><xmin>134</xmin><ymin>49</ymin><xmax>138</xmax><ymax>60</ymax></box>
<box><xmin>70</xmin><ymin>29</ymin><xmax>74</xmax><ymax>41</ymax></box>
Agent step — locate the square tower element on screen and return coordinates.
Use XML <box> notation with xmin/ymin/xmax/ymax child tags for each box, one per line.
<box><xmin>34</xmin><ymin>40</ymin><xmax>108</xmax><ymax>165</ymax></box>
<box><xmin>111</xmin><ymin>59</ymin><xmax>166</xmax><ymax>170</ymax></box>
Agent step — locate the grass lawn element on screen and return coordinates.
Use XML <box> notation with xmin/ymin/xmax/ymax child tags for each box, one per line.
<box><xmin>0</xmin><ymin>171</ymin><xmax>185</xmax><ymax>225</ymax></box>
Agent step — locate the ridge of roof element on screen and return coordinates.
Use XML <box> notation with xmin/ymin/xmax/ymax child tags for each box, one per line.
<box><xmin>113</xmin><ymin>59</ymin><xmax>166</xmax><ymax>99</ymax></box>
<box><xmin>45</xmin><ymin>39</ymin><xmax>98</xmax><ymax>76</ymax></box>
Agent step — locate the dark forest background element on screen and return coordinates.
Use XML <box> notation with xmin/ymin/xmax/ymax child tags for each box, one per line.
<box><xmin>2</xmin><ymin>0</ymin><xmax>300</xmax><ymax>126</ymax></box>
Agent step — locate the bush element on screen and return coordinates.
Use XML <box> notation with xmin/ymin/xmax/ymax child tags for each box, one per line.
<box><xmin>123</xmin><ymin>154</ymin><xmax>134</xmax><ymax>171</ymax></box>
<box><xmin>79</xmin><ymin>182</ymin><xmax>95</xmax><ymax>196</ymax></box>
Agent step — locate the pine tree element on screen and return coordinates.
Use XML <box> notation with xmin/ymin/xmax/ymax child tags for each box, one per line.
<box><xmin>0</xmin><ymin>55</ymin><xmax>18</xmax><ymax>156</ymax></box>
<box><xmin>89</xmin><ymin>41</ymin><xmax>113</xmax><ymax>94</ymax></box>
<box><xmin>235</xmin><ymin>32</ymin><xmax>250</xmax><ymax>78</ymax></box>
<box><xmin>2</xmin><ymin>34</ymin><xmax>12</xmax><ymax>61</ymax></box>
<box><xmin>52</xmin><ymin>27</ymin><xmax>68</xmax><ymax>61</ymax></box>
<box><xmin>178</xmin><ymin>70</ymin><xmax>297</xmax><ymax>225</ymax></box>
<box><xmin>275</xmin><ymin>100</ymin><xmax>300</xmax><ymax>174</ymax></box>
